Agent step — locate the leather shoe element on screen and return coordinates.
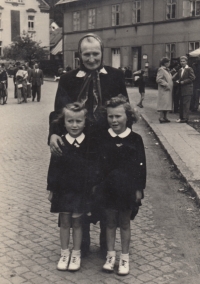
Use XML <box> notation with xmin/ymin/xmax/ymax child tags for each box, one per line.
<box><xmin>176</xmin><ymin>119</ymin><xmax>188</xmax><ymax>123</ymax></box>
<box><xmin>159</xmin><ymin>118</ymin><xmax>166</xmax><ymax>123</ymax></box>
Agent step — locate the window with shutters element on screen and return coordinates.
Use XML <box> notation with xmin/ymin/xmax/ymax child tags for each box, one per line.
<box><xmin>183</xmin><ymin>0</ymin><xmax>200</xmax><ymax>17</ymax></box>
<box><xmin>28</xmin><ymin>15</ymin><xmax>35</xmax><ymax>31</ymax></box>
<box><xmin>132</xmin><ymin>0</ymin><xmax>141</xmax><ymax>23</ymax></box>
<box><xmin>88</xmin><ymin>9</ymin><xmax>95</xmax><ymax>29</ymax></box>
<box><xmin>166</xmin><ymin>43</ymin><xmax>176</xmax><ymax>59</ymax></box>
<box><xmin>189</xmin><ymin>41</ymin><xmax>200</xmax><ymax>52</ymax></box>
<box><xmin>73</xmin><ymin>11</ymin><xmax>80</xmax><ymax>31</ymax></box>
<box><xmin>166</xmin><ymin>0</ymin><xmax>176</xmax><ymax>19</ymax></box>
<box><xmin>112</xmin><ymin>5</ymin><xmax>120</xmax><ymax>26</ymax></box>
<box><xmin>11</xmin><ymin>10</ymin><xmax>20</xmax><ymax>41</ymax></box>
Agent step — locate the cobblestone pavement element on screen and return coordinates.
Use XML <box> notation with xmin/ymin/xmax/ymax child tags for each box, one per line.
<box><xmin>0</xmin><ymin>80</ymin><xmax>200</xmax><ymax>284</ymax></box>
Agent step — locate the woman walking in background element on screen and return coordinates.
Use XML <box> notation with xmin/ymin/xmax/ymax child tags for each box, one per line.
<box><xmin>156</xmin><ymin>57</ymin><xmax>173</xmax><ymax>123</ymax></box>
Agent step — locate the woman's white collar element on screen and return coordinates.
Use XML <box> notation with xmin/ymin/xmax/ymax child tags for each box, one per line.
<box><xmin>76</xmin><ymin>67</ymin><xmax>107</xmax><ymax>77</ymax></box>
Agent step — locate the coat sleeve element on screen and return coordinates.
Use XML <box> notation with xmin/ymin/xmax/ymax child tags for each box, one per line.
<box><xmin>156</xmin><ymin>68</ymin><xmax>169</xmax><ymax>89</ymax></box>
<box><xmin>40</xmin><ymin>70</ymin><xmax>44</xmax><ymax>84</ymax></box>
<box><xmin>181</xmin><ymin>68</ymin><xmax>195</xmax><ymax>85</ymax></box>
<box><xmin>48</xmin><ymin>75</ymin><xmax>74</xmax><ymax>144</ymax></box>
<box><xmin>135</xmin><ymin>135</ymin><xmax>146</xmax><ymax>196</ymax></box>
<box><xmin>118</xmin><ymin>70</ymin><xmax>128</xmax><ymax>99</ymax></box>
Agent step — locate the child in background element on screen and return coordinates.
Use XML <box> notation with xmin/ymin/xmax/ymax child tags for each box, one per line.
<box><xmin>99</xmin><ymin>95</ymin><xmax>146</xmax><ymax>275</ymax></box>
<box><xmin>47</xmin><ymin>102</ymin><xmax>99</xmax><ymax>272</ymax></box>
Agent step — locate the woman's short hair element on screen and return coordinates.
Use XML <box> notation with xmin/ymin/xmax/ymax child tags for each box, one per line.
<box><xmin>160</xmin><ymin>57</ymin><xmax>170</xmax><ymax>66</ymax></box>
<box><xmin>52</xmin><ymin>102</ymin><xmax>87</xmax><ymax>126</ymax></box>
<box><xmin>180</xmin><ymin>56</ymin><xmax>188</xmax><ymax>62</ymax></box>
<box><xmin>106</xmin><ymin>94</ymin><xmax>138</xmax><ymax>126</ymax></box>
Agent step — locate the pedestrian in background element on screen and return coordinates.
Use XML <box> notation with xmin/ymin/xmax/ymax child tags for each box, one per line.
<box><xmin>24</xmin><ymin>62</ymin><xmax>32</xmax><ymax>99</ymax></box>
<box><xmin>47</xmin><ymin>102</ymin><xmax>100</xmax><ymax>271</ymax></box>
<box><xmin>124</xmin><ymin>66</ymin><xmax>132</xmax><ymax>85</ymax></box>
<box><xmin>170</xmin><ymin>61</ymin><xmax>181</xmax><ymax>113</ymax></box>
<box><xmin>190</xmin><ymin>57</ymin><xmax>200</xmax><ymax>112</ymax></box>
<box><xmin>30</xmin><ymin>63</ymin><xmax>44</xmax><ymax>102</ymax></box>
<box><xmin>173</xmin><ymin>56</ymin><xmax>195</xmax><ymax>123</ymax></box>
<box><xmin>98</xmin><ymin>95</ymin><xmax>146</xmax><ymax>275</ymax></box>
<box><xmin>134</xmin><ymin>69</ymin><xmax>146</xmax><ymax>108</ymax></box>
<box><xmin>16</xmin><ymin>66</ymin><xmax>28</xmax><ymax>103</ymax></box>
<box><xmin>0</xmin><ymin>64</ymin><xmax>8</xmax><ymax>104</ymax></box>
<box><xmin>156</xmin><ymin>57</ymin><xmax>173</xmax><ymax>123</ymax></box>
<box><xmin>13</xmin><ymin>62</ymin><xmax>21</xmax><ymax>99</ymax></box>
<box><xmin>0</xmin><ymin>64</ymin><xmax>8</xmax><ymax>100</ymax></box>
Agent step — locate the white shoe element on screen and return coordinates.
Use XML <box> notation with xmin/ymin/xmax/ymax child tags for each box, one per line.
<box><xmin>57</xmin><ymin>254</ymin><xmax>70</xmax><ymax>271</ymax></box>
<box><xmin>118</xmin><ymin>258</ymin><xmax>129</xmax><ymax>275</ymax></box>
<box><xmin>103</xmin><ymin>256</ymin><xmax>116</xmax><ymax>271</ymax></box>
<box><xmin>68</xmin><ymin>255</ymin><xmax>81</xmax><ymax>271</ymax></box>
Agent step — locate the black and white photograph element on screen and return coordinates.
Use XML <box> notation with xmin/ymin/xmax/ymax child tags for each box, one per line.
<box><xmin>0</xmin><ymin>0</ymin><xmax>200</xmax><ymax>283</ymax></box>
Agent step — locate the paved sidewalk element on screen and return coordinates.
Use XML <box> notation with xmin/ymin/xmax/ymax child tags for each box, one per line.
<box><xmin>128</xmin><ymin>87</ymin><xmax>200</xmax><ymax>204</ymax></box>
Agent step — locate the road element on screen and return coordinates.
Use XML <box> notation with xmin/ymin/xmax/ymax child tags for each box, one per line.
<box><xmin>0</xmin><ymin>79</ymin><xmax>200</xmax><ymax>284</ymax></box>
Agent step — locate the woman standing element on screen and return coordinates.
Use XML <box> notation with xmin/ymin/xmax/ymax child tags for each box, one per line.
<box><xmin>156</xmin><ymin>57</ymin><xmax>173</xmax><ymax>123</ymax></box>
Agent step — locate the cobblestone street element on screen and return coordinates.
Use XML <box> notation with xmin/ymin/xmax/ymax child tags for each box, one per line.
<box><xmin>1</xmin><ymin>80</ymin><xmax>200</xmax><ymax>284</ymax></box>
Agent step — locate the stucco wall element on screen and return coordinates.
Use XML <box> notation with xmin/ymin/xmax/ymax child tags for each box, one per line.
<box><xmin>0</xmin><ymin>0</ymin><xmax>49</xmax><ymax>54</ymax></box>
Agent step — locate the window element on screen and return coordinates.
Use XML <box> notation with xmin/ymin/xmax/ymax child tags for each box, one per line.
<box><xmin>6</xmin><ymin>0</ymin><xmax>24</xmax><ymax>3</ymax></box>
<box><xmin>28</xmin><ymin>15</ymin><xmax>34</xmax><ymax>31</ymax></box>
<box><xmin>0</xmin><ymin>13</ymin><xmax>2</xmax><ymax>29</ymax></box>
<box><xmin>166</xmin><ymin>43</ymin><xmax>176</xmax><ymax>59</ymax></box>
<box><xmin>112</xmin><ymin>5</ymin><xmax>120</xmax><ymax>26</ymax></box>
<box><xmin>11</xmin><ymin>10</ymin><xmax>20</xmax><ymax>41</ymax></box>
<box><xmin>88</xmin><ymin>9</ymin><xmax>95</xmax><ymax>29</ymax></box>
<box><xmin>0</xmin><ymin>41</ymin><xmax>2</xmax><ymax>57</ymax></box>
<box><xmin>112</xmin><ymin>48</ymin><xmax>121</xmax><ymax>68</ymax></box>
<box><xmin>73</xmin><ymin>11</ymin><xmax>80</xmax><ymax>31</ymax></box>
<box><xmin>166</xmin><ymin>0</ymin><xmax>176</xmax><ymax>19</ymax></box>
<box><xmin>189</xmin><ymin>41</ymin><xmax>200</xmax><ymax>52</ymax></box>
<box><xmin>183</xmin><ymin>0</ymin><xmax>200</xmax><ymax>17</ymax></box>
<box><xmin>132</xmin><ymin>0</ymin><xmax>141</xmax><ymax>23</ymax></box>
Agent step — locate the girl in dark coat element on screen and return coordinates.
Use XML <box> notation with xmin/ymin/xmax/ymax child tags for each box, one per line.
<box><xmin>47</xmin><ymin>102</ymin><xmax>99</xmax><ymax>272</ymax></box>
<box><xmin>98</xmin><ymin>95</ymin><xmax>146</xmax><ymax>275</ymax></box>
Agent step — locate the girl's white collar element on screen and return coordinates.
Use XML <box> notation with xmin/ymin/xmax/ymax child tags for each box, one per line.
<box><xmin>65</xmin><ymin>133</ymin><xmax>85</xmax><ymax>145</ymax></box>
<box><xmin>108</xmin><ymin>128</ymin><xmax>131</xmax><ymax>138</ymax></box>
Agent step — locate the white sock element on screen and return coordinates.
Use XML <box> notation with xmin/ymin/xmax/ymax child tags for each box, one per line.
<box><xmin>107</xmin><ymin>251</ymin><xmax>116</xmax><ymax>257</ymax></box>
<box><xmin>61</xmin><ymin>248</ymin><xmax>70</xmax><ymax>256</ymax></box>
<box><xmin>71</xmin><ymin>249</ymin><xmax>81</xmax><ymax>257</ymax></box>
<box><xmin>120</xmin><ymin>253</ymin><xmax>129</xmax><ymax>261</ymax></box>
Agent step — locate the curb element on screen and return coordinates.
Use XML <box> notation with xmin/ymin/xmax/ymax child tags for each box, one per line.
<box><xmin>141</xmin><ymin>113</ymin><xmax>200</xmax><ymax>206</ymax></box>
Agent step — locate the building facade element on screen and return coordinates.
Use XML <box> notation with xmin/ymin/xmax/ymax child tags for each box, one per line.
<box><xmin>57</xmin><ymin>0</ymin><xmax>200</xmax><ymax>74</ymax></box>
<box><xmin>0</xmin><ymin>0</ymin><xmax>50</xmax><ymax>57</ymax></box>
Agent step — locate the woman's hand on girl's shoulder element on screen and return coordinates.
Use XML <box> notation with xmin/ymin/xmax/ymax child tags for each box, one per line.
<box><xmin>47</xmin><ymin>191</ymin><xmax>53</xmax><ymax>202</ymax></box>
<box><xmin>50</xmin><ymin>134</ymin><xmax>64</xmax><ymax>156</ymax></box>
<box><xmin>136</xmin><ymin>190</ymin><xmax>142</xmax><ymax>203</ymax></box>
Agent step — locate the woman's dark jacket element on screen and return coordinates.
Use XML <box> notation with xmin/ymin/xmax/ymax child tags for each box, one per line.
<box><xmin>49</xmin><ymin>66</ymin><xmax>128</xmax><ymax>139</ymax></box>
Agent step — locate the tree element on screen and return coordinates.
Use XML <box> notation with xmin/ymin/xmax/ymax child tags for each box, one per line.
<box><xmin>3</xmin><ymin>32</ymin><xmax>48</xmax><ymax>63</ymax></box>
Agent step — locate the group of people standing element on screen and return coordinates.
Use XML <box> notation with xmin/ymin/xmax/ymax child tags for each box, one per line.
<box><xmin>47</xmin><ymin>33</ymin><xmax>146</xmax><ymax>276</ymax></box>
<box><xmin>156</xmin><ymin>56</ymin><xmax>196</xmax><ymax>123</ymax></box>
<box><xmin>13</xmin><ymin>62</ymin><xmax>43</xmax><ymax>103</ymax></box>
